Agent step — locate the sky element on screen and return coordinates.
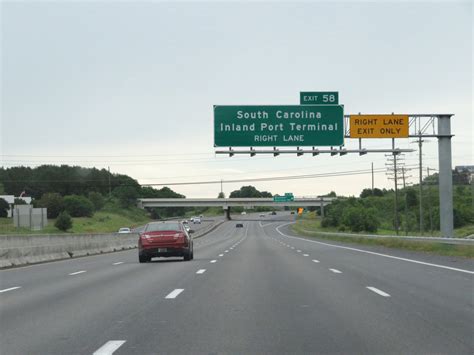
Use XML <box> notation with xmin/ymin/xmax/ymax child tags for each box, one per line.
<box><xmin>1</xmin><ymin>0</ymin><xmax>472</xmax><ymax>198</ymax></box>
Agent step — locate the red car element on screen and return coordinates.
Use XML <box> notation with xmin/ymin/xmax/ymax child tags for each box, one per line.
<box><xmin>138</xmin><ymin>221</ymin><xmax>194</xmax><ymax>263</ymax></box>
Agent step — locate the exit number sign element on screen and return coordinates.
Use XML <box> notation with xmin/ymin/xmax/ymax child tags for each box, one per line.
<box><xmin>300</xmin><ymin>92</ymin><xmax>339</xmax><ymax>105</ymax></box>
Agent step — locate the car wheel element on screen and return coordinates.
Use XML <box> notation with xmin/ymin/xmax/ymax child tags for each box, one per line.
<box><xmin>183</xmin><ymin>250</ymin><xmax>191</xmax><ymax>261</ymax></box>
<box><xmin>139</xmin><ymin>254</ymin><xmax>150</xmax><ymax>263</ymax></box>
<box><xmin>190</xmin><ymin>249</ymin><xmax>194</xmax><ymax>260</ymax></box>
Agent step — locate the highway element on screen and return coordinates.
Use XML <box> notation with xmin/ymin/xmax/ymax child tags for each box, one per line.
<box><xmin>0</xmin><ymin>213</ymin><xmax>473</xmax><ymax>354</ymax></box>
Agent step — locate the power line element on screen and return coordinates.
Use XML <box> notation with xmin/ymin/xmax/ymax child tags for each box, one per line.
<box><xmin>1</xmin><ymin>164</ymin><xmax>425</xmax><ymax>185</ymax></box>
<box><xmin>140</xmin><ymin>167</ymin><xmax>417</xmax><ymax>187</ymax></box>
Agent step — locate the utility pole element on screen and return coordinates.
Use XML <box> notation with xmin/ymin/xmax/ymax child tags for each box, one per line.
<box><xmin>371</xmin><ymin>162</ymin><xmax>374</xmax><ymax>191</ymax></box>
<box><xmin>401</xmin><ymin>167</ymin><xmax>412</xmax><ymax>236</ymax></box>
<box><xmin>220</xmin><ymin>179</ymin><xmax>223</xmax><ymax>195</ymax></box>
<box><xmin>386</xmin><ymin>147</ymin><xmax>405</xmax><ymax>235</ymax></box>
<box><xmin>418</xmin><ymin>135</ymin><xmax>424</xmax><ymax>235</ymax></box>
<box><xmin>393</xmin><ymin>154</ymin><xmax>399</xmax><ymax>235</ymax></box>
<box><xmin>108</xmin><ymin>166</ymin><xmax>111</xmax><ymax>198</ymax></box>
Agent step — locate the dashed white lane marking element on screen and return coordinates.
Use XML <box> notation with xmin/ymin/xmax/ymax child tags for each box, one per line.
<box><xmin>69</xmin><ymin>270</ymin><xmax>86</xmax><ymax>276</ymax></box>
<box><xmin>225</xmin><ymin>250</ymin><xmax>229</xmax><ymax>253</ymax></box>
<box><xmin>303</xmin><ymin>254</ymin><xmax>309</xmax><ymax>256</ymax></box>
<box><xmin>210</xmin><ymin>260</ymin><xmax>217</xmax><ymax>263</ymax></box>
<box><xmin>297</xmin><ymin>250</ymin><xmax>302</xmax><ymax>253</ymax></box>
<box><xmin>276</xmin><ymin>223</ymin><xmax>474</xmax><ymax>275</ymax></box>
<box><xmin>218</xmin><ymin>254</ymin><xmax>224</xmax><ymax>257</ymax></box>
<box><xmin>367</xmin><ymin>286</ymin><xmax>391</xmax><ymax>297</ymax></box>
<box><xmin>312</xmin><ymin>259</ymin><xmax>320</xmax><ymax>263</ymax></box>
<box><xmin>0</xmin><ymin>286</ymin><xmax>21</xmax><ymax>293</ymax></box>
<box><xmin>291</xmin><ymin>247</ymin><xmax>295</xmax><ymax>249</ymax></box>
<box><xmin>93</xmin><ymin>340</ymin><xmax>126</xmax><ymax>355</ymax></box>
<box><xmin>165</xmin><ymin>288</ymin><xmax>184</xmax><ymax>299</ymax></box>
<box><xmin>329</xmin><ymin>269</ymin><xmax>342</xmax><ymax>274</ymax></box>
<box><xmin>196</xmin><ymin>269</ymin><xmax>206</xmax><ymax>274</ymax></box>
<box><xmin>113</xmin><ymin>262</ymin><xmax>124</xmax><ymax>265</ymax></box>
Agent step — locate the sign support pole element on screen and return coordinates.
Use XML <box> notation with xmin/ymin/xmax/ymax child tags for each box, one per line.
<box><xmin>437</xmin><ymin>115</ymin><xmax>454</xmax><ymax>237</ymax></box>
<box><xmin>418</xmin><ymin>134</ymin><xmax>424</xmax><ymax>235</ymax></box>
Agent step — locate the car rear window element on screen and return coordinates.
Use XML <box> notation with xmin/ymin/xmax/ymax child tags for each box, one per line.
<box><xmin>145</xmin><ymin>222</ymin><xmax>181</xmax><ymax>232</ymax></box>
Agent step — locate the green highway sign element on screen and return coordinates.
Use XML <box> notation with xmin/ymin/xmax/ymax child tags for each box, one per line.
<box><xmin>273</xmin><ymin>195</ymin><xmax>294</xmax><ymax>202</ymax></box>
<box><xmin>214</xmin><ymin>105</ymin><xmax>344</xmax><ymax>147</ymax></box>
<box><xmin>300</xmin><ymin>92</ymin><xmax>339</xmax><ymax>105</ymax></box>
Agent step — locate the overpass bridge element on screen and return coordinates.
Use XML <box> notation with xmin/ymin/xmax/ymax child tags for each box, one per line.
<box><xmin>137</xmin><ymin>197</ymin><xmax>335</xmax><ymax>219</ymax></box>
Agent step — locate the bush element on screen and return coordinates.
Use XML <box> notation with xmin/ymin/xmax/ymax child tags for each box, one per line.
<box><xmin>0</xmin><ymin>198</ymin><xmax>9</xmax><ymax>218</ymax></box>
<box><xmin>37</xmin><ymin>193</ymin><xmax>64</xmax><ymax>218</ymax></box>
<box><xmin>342</xmin><ymin>206</ymin><xmax>379</xmax><ymax>233</ymax></box>
<box><xmin>14</xmin><ymin>198</ymin><xmax>27</xmax><ymax>205</ymax></box>
<box><xmin>55</xmin><ymin>211</ymin><xmax>72</xmax><ymax>231</ymax></box>
<box><xmin>88</xmin><ymin>191</ymin><xmax>105</xmax><ymax>211</ymax></box>
<box><xmin>63</xmin><ymin>195</ymin><xmax>94</xmax><ymax>217</ymax></box>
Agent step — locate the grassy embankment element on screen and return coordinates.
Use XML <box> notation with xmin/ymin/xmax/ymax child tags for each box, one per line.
<box><xmin>291</xmin><ymin>212</ymin><xmax>474</xmax><ymax>258</ymax></box>
<box><xmin>0</xmin><ymin>203</ymin><xmax>152</xmax><ymax>235</ymax></box>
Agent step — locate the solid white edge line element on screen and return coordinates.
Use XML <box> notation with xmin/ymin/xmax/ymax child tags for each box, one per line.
<box><xmin>275</xmin><ymin>223</ymin><xmax>474</xmax><ymax>275</ymax></box>
<box><xmin>0</xmin><ymin>286</ymin><xmax>21</xmax><ymax>293</ymax></box>
<box><xmin>329</xmin><ymin>268</ymin><xmax>342</xmax><ymax>274</ymax></box>
<box><xmin>68</xmin><ymin>270</ymin><xmax>86</xmax><ymax>275</ymax></box>
<box><xmin>93</xmin><ymin>340</ymin><xmax>126</xmax><ymax>355</ymax></box>
<box><xmin>367</xmin><ymin>286</ymin><xmax>391</xmax><ymax>297</ymax></box>
<box><xmin>165</xmin><ymin>288</ymin><xmax>184</xmax><ymax>299</ymax></box>
<box><xmin>196</xmin><ymin>269</ymin><xmax>206</xmax><ymax>274</ymax></box>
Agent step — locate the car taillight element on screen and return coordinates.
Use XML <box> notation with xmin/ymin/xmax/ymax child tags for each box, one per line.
<box><xmin>175</xmin><ymin>233</ymin><xmax>187</xmax><ymax>246</ymax></box>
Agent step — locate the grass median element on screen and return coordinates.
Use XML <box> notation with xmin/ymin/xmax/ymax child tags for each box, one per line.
<box><xmin>0</xmin><ymin>205</ymin><xmax>152</xmax><ymax>235</ymax></box>
<box><xmin>291</xmin><ymin>218</ymin><xmax>474</xmax><ymax>259</ymax></box>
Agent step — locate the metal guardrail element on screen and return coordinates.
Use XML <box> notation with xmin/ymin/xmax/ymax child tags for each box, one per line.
<box><xmin>299</xmin><ymin>229</ymin><xmax>474</xmax><ymax>245</ymax></box>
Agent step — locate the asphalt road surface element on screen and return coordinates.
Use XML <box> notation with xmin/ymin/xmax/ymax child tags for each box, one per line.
<box><xmin>1</xmin><ymin>213</ymin><xmax>473</xmax><ymax>354</ymax></box>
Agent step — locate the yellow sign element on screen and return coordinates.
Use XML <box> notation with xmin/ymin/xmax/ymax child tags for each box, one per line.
<box><xmin>297</xmin><ymin>208</ymin><xmax>304</xmax><ymax>215</ymax></box>
<box><xmin>350</xmin><ymin>114</ymin><xmax>409</xmax><ymax>138</ymax></box>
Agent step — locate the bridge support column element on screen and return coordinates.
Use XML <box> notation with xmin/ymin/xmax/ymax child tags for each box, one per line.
<box><xmin>224</xmin><ymin>206</ymin><xmax>231</xmax><ymax>220</ymax></box>
<box><xmin>320</xmin><ymin>198</ymin><xmax>325</xmax><ymax>218</ymax></box>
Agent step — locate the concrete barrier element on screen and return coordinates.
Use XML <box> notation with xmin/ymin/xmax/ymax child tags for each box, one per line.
<box><xmin>192</xmin><ymin>220</ymin><xmax>226</xmax><ymax>239</ymax></box>
<box><xmin>0</xmin><ymin>233</ymin><xmax>139</xmax><ymax>268</ymax></box>
<box><xmin>0</xmin><ymin>220</ymin><xmax>227</xmax><ymax>268</ymax></box>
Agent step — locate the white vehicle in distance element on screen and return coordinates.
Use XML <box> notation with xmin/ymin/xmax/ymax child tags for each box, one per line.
<box><xmin>241</xmin><ymin>211</ymin><xmax>247</xmax><ymax>215</ymax></box>
<box><xmin>190</xmin><ymin>217</ymin><xmax>196</xmax><ymax>223</ymax></box>
<box><xmin>118</xmin><ymin>227</ymin><xmax>131</xmax><ymax>234</ymax></box>
<box><xmin>193</xmin><ymin>217</ymin><xmax>201</xmax><ymax>224</ymax></box>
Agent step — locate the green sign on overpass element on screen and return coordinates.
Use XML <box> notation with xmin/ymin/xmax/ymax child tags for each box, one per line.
<box><xmin>273</xmin><ymin>193</ymin><xmax>294</xmax><ymax>202</ymax></box>
<box><xmin>214</xmin><ymin>105</ymin><xmax>344</xmax><ymax>147</ymax></box>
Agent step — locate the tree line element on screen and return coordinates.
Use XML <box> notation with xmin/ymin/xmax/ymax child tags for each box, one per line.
<box><xmin>320</xmin><ymin>173</ymin><xmax>473</xmax><ymax>234</ymax></box>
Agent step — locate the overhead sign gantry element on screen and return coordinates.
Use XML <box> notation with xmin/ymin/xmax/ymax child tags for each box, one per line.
<box><xmin>212</xmin><ymin>91</ymin><xmax>455</xmax><ymax>238</ymax></box>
